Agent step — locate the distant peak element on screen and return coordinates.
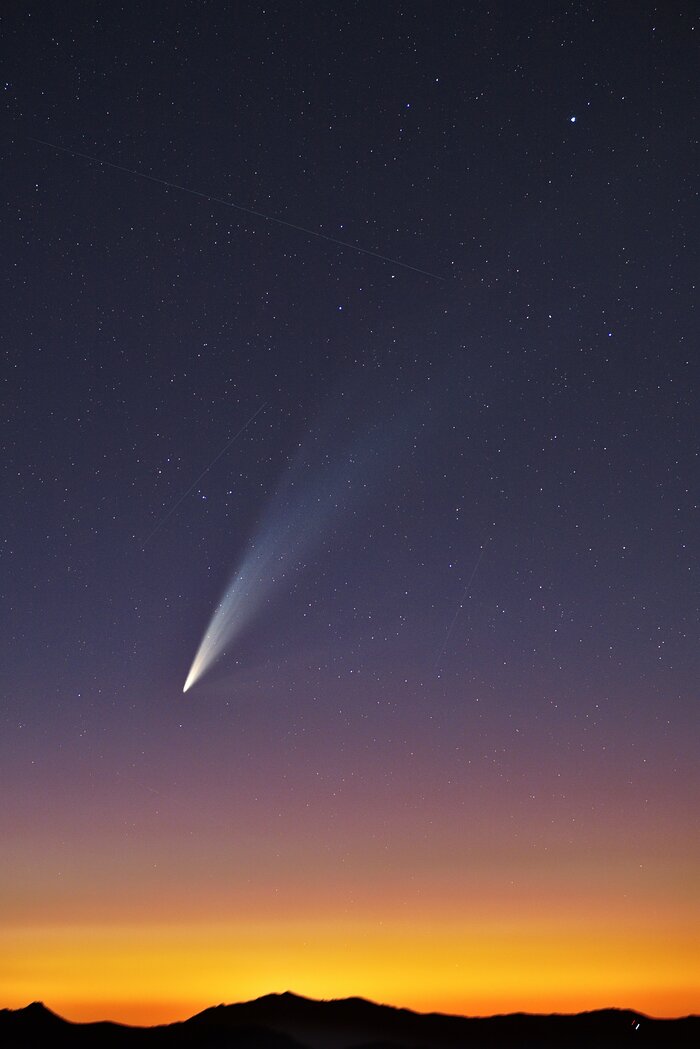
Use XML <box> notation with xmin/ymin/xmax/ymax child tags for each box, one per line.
<box><xmin>254</xmin><ymin>991</ymin><xmax>313</xmax><ymax>1004</ymax></box>
<box><xmin>5</xmin><ymin>1002</ymin><xmax>65</xmax><ymax>1023</ymax></box>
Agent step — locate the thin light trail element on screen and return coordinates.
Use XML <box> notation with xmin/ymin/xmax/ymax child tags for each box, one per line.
<box><xmin>434</xmin><ymin>545</ymin><xmax>485</xmax><ymax>670</ymax></box>
<box><xmin>29</xmin><ymin>138</ymin><xmax>445</xmax><ymax>281</ymax></box>
<box><xmin>142</xmin><ymin>401</ymin><xmax>268</xmax><ymax>547</ymax></box>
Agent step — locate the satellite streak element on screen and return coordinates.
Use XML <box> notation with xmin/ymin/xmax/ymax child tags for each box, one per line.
<box><xmin>29</xmin><ymin>137</ymin><xmax>444</xmax><ymax>280</ymax></box>
<box><xmin>142</xmin><ymin>402</ymin><xmax>268</xmax><ymax>547</ymax></box>
<box><xmin>434</xmin><ymin>546</ymin><xmax>485</xmax><ymax>670</ymax></box>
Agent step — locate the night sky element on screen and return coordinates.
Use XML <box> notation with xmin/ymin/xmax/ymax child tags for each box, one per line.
<box><xmin>3</xmin><ymin>0</ymin><xmax>698</xmax><ymax>1025</ymax></box>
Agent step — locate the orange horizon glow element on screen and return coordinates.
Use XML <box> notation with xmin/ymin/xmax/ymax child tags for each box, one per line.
<box><xmin>4</xmin><ymin>755</ymin><xmax>698</xmax><ymax>1026</ymax></box>
<box><xmin>3</xmin><ymin>910</ymin><xmax>698</xmax><ymax>1025</ymax></box>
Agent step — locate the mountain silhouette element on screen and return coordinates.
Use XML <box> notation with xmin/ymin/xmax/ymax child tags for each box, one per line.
<box><xmin>2</xmin><ymin>992</ymin><xmax>698</xmax><ymax>1049</ymax></box>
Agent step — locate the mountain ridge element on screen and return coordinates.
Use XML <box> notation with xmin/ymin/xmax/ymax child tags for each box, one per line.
<box><xmin>2</xmin><ymin>992</ymin><xmax>698</xmax><ymax>1049</ymax></box>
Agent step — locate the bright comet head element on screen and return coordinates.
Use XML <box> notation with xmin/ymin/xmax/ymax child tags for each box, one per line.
<box><xmin>181</xmin><ymin>546</ymin><xmax>277</xmax><ymax>693</ymax></box>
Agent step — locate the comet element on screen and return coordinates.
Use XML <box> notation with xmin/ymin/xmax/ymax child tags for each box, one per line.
<box><xmin>182</xmin><ymin>523</ymin><xmax>298</xmax><ymax>693</ymax></box>
<box><xmin>182</xmin><ymin>473</ymin><xmax>342</xmax><ymax>692</ymax></box>
<box><xmin>182</xmin><ymin>384</ymin><xmax>418</xmax><ymax>692</ymax></box>
<box><xmin>182</xmin><ymin>416</ymin><xmax>344</xmax><ymax>692</ymax></box>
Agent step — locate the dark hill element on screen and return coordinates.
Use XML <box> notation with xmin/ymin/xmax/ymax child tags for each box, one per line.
<box><xmin>2</xmin><ymin>993</ymin><xmax>698</xmax><ymax>1049</ymax></box>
